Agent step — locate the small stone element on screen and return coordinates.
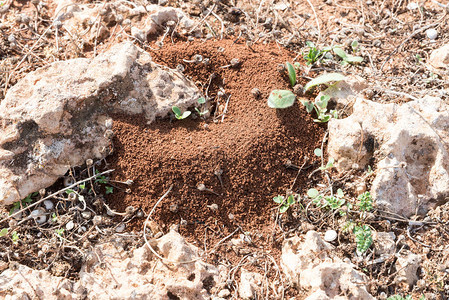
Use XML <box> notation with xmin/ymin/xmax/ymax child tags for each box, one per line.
<box><xmin>324</xmin><ymin>229</ymin><xmax>338</xmax><ymax>242</ymax></box>
<box><xmin>217</xmin><ymin>289</ymin><xmax>231</xmax><ymax>298</ymax></box>
<box><xmin>82</xmin><ymin>211</ymin><xmax>92</xmax><ymax>219</ymax></box>
<box><xmin>251</xmin><ymin>88</ymin><xmax>261</xmax><ymax>98</ymax></box>
<box><xmin>115</xmin><ymin>223</ymin><xmax>126</xmax><ymax>233</ymax></box>
<box><xmin>426</xmin><ymin>28</ymin><xmax>438</xmax><ymax>40</ymax></box>
<box><xmin>43</xmin><ymin>200</ymin><xmax>54</xmax><ymax>211</ymax></box>
<box><xmin>66</xmin><ymin>220</ymin><xmax>75</xmax><ymax>230</ymax></box>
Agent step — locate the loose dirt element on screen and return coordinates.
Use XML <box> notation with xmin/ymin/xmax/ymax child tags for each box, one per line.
<box><xmin>107</xmin><ymin>39</ymin><xmax>324</xmax><ymax>261</ymax></box>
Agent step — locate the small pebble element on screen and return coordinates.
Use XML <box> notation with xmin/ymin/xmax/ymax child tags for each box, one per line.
<box><xmin>324</xmin><ymin>229</ymin><xmax>338</xmax><ymax>242</ymax></box>
<box><xmin>218</xmin><ymin>289</ymin><xmax>231</xmax><ymax>298</ymax></box>
<box><xmin>426</xmin><ymin>28</ymin><xmax>438</xmax><ymax>40</ymax></box>
<box><xmin>82</xmin><ymin>211</ymin><xmax>92</xmax><ymax>219</ymax></box>
<box><xmin>115</xmin><ymin>223</ymin><xmax>126</xmax><ymax>233</ymax></box>
<box><xmin>30</xmin><ymin>208</ymin><xmax>45</xmax><ymax>219</ymax></box>
<box><xmin>43</xmin><ymin>200</ymin><xmax>54</xmax><ymax>211</ymax></box>
<box><xmin>66</xmin><ymin>220</ymin><xmax>75</xmax><ymax>230</ymax></box>
<box><xmin>251</xmin><ymin>88</ymin><xmax>261</xmax><ymax>98</ymax></box>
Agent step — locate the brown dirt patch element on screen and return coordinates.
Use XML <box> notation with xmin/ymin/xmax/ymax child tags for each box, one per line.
<box><xmin>107</xmin><ymin>39</ymin><xmax>324</xmax><ymax>258</ymax></box>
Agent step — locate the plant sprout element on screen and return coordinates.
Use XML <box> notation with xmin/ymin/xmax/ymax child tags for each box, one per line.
<box><xmin>353</xmin><ymin>225</ymin><xmax>373</xmax><ymax>253</ymax></box>
<box><xmin>285</xmin><ymin>62</ymin><xmax>296</xmax><ymax>87</ymax></box>
<box><xmin>301</xmin><ymin>95</ymin><xmax>338</xmax><ymax>123</ymax></box>
<box><xmin>195</xmin><ymin>97</ymin><xmax>209</xmax><ymax>116</ymax></box>
<box><xmin>304</xmin><ymin>73</ymin><xmax>345</xmax><ymax>91</ymax></box>
<box><xmin>333</xmin><ymin>46</ymin><xmax>363</xmax><ymax>65</ymax></box>
<box><xmin>358</xmin><ymin>192</ymin><xmax>373</xmax><ymax>212</ymax></box>
<box><xmin>267</xmin><ymin>90</ymin><xmax>296</xmax><ymax>109</ymax></box>
<box><xmin>273</xmin><ymin>195</ymin><xmax>295</xmax><ymax>213</ymax></box>
<box><xmin>172</xmin><ymin>106</ymin><xmax>191</xmax><ymax>120</ymax></box>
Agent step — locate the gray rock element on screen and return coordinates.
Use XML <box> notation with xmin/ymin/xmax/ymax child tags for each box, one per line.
<box><xmin>328</xmin><ymin>96</ymin><xmax>449</xmax><ymax>216</ymax></box>
<box><xmin>281</xmin><ymin>231</ymin><xmax>374</xmax><ymax>299</ymax></box>
<box><xmin>0</xmin><ymin>42</ymin><xmax>200</xmax><ymax>206</ymax></box>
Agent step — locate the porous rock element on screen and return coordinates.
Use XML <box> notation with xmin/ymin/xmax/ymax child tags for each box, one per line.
<box><xmin>373</xmin><ymin>232</ymin><xmax>396</xmax><ymax>257</ymax></box>
<box><xmin>429</xmin><ymin>43</ymin><xmax>449</xmax><ymax>70</ymax></box>
<box><xmin>395</xmin><ymin>251</ymin><xmax>422</xmax><ymax>287</ymax></box>
<box><xmin>281</xmin><ymin>231</ymin><xmax>374</xmax><ymax>299</ymax></box>
<box><xmin>55</xmin><ymin>1</ymin><xmax>197</xmax><ymax>44</ymax></box>
<box><xmin>0</xmin><ymin>230</ymin><xmax>222</xmax><ymax>299</ymax></box>
<box><xmin>0</xmin><ymin>42</ymin><xmax>200</xmax><ymax>206</ymax></box>
<box><xmin>239</xmin><ymin>268</ymin><xmax>264</xmax><ymax>299</ymax></box>
<box><xmin>328</xmin><ymin>96</ymin><xmax>449</xmax><ymax>216</ymax></box>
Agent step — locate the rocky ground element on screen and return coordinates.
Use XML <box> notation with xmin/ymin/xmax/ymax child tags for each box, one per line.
<box><xmin>0</xmin><ymin>0</ymin><xmax>448</xmax><ymax>299</ymax></box>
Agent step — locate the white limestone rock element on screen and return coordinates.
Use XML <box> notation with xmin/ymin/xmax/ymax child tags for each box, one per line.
<box><xmin>0</xmin><ymin>42</ymin><xmax>200</xmax><ymax>206</ymax></box>
<box><xmin>328</xmin><ymin>96</ymin><xmax>449</xmax><ymax>216</ymax></box>
<box><xmin>281</xmin><ymin>231</ymin><xmax>374</xmax><ymax>299</ymax></box>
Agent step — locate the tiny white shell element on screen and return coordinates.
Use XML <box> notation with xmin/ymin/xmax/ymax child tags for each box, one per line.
<box><xmin>115</xmin><ymin>223</ymin><xmax>126</xmax><ymax>233</ymax></box>
<box><xmin>66</xmin><ymin>220</ymin><xmax>75</xmax><ymax>230</ymax></box>
<box><xmin>324</xmin><ymin>230</ymin><xmax>338</xmax><ymax>242</ymax></box>
<box><xmin>426</xmin><ymin>28</ymin><xmax>438</xmax><ymax>40</ymax></box>
<box><xmin>36</xmin><ymin>215</ymin><xmax>47</xmax><ymax>224</ymax></box>
<box><xmin>43</xmin><ymin>200</ymin><xmax>54</xmax><ymax>211</ymax></box>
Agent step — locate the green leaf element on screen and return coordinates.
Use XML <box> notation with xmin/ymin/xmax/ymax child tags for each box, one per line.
<box><xmin>105</xmin><ymin>186</ymin><xmax>114</xmax><ymax>195</ymax></box>
<box><xmin>336</xmin><ymin>188</ymin><xmax>344</xmax><ymax>198</ymax></box>
<box><xmin>333</xmin><ymin>47</ymin><xmax>347</xmax><ymax>60</ymax></box>
<box><xmin>351</xmin><ymin>40</ymin><xmax>359</xmax><ymax>51</ymax></box>
<box><xmin>316</xmin><ymin>95</ymin><xmax>330</xmax><ymax>109</ymax></box>
<box><xmin>79</xmin><ymin>183</ymin><xmax>86</xmax><ymax>190</ymax></box>
<box><xmin>180</xmin><ymin>111</ymin><xmax>191</xmax><ymax>119</ymax></box>
<box><xmin>0</xmin><ymin>228</ymin><xmax>8</xmax><ymax>237</ymax></box>
<box><xmin>66</xmin><ymin>189</ymin><xmax>74</xmax><ymax>194</ymax></box>
<box><xmin>267</xmin><ymin>90</ymin><xmax>296</xmax><ymax>109</ymax></box>
<box><xmin>300</xmin><ymin>100</ymin><xmax>315</xmax><ymax>113</ymax></box>
<box><xmin>314</xmin><ymin>148</ymin><xmax>322</xmax><ymax>157</ymax></box>
<box><xmin>287</xmin><ymin>195</ymin><xmax>295</xmax><ymax>205</ymax></box>
<box><xmin>307</xmin><ymin>188</ymin><xmax>319</xmax><ymax>199</ymax></box>
<box><xmin>172</xmin><ymin>106</ymin><xmax>182</xmax><ymax>116</ymax></box>
<box><xmin>197</xmin><ymin>97</ymin><xmax>206</xmax><ymax>104</ymax></box>
<box><xmin>306</xmin><ymin>41</ymin><xmax>315</xmax><ymax>48</ymax></box>
<box><xmin>273</xmin><ymin>195</ymin><xmax>284</xmax><ymax>204</ymax></box>
<box><xmin>345</xmin><ymin>55</ymin><xmax>363</xmax><ymax>63</ymax></box>
<box><xmin>286</xmin><ymin>62</ymin><xmax>296</xmax><ymax>87</ymax></box>
<box><xmin>304</xmin><ymin>73</ymin><xmax>345</xmax><ymax>91</ymax></box>
<box><xmin>279</xmin><ymin>205</ymin><xmax>288</xmax><ymax>213</ymax></box>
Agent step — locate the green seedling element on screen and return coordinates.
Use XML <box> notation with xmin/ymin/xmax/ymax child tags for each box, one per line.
<box><xmin>105</xmin><ymin>186</ymin><xmax>114</xmax><ymax>195</ymax></box>
<box><xmin>301</xmin><ymin>95</ymin><xmax>338</xmax><ymax>123</ymax></box>
<box><xmin>55</xmin><ymin>228</ymin><xmax>65</xmax><ymax>237</ymax></box>
<box><xmin>51</xmin><ymin>213</ymin><xmax>58</xmax><ymax>223</ymax></box>
<box><xmin>333</xmin><ymin>46</ymin><xmax>363</xmax><ymax>66</ymax></box>
<box><xmin>353</xmin><ymin>225</ymin><xmax>373</xmax><ymax>253</ymax></box>
<box><xmin>286</xmin><ymin>62</ymin><xmax>296</xmax><ymax>87</ymax></box>
<box><xmin>304</xmin><ymin>73</ymin><xmax>345</xmax><ymax>92</ymax></box>
<box><xmin>11</xmin><ymin>231</ymin><xmax>19</xmax><ymax>244</ymax></box>
<box><xmin>314</xmin><ymin>148</ymin><xmax>322</xmax><ymax>157</ymax></box>
<box><xmin>95</xmin><ymin>170</ymin><xmax>108</xmax><ymax>184</ymax></box>
<box><xmin>303</xmin><ymin>42</ymin><xmax>331</xmax><ymax>66</ymax></box>
<box><xmin>319</xmin><ymin>157</ymin><xmax>335</xmax><ymax>171</ymax></box>
<box><xmin>273</xmin><ymin>195</ymin><xmax>295</xmax><ymax>213</ymax></box>
<box><xmin>172</xmin><ymin>106</ymin><xmax>191</xmax><ymax>120</ymax></box>
<box><xmin>350</xmin><ymin>40</ymin><xmax>360</xmax><ymax>53</ymax></box>
<box><xmin>0</xmin><ymin>228</ymin><xmax>8</xmax><ymax>237</ymax></box>
<box><xmin>195</xmin><ymin>97</ymin><xmax>209</xmax><ymax>116</ymax></box>
<box><xmin>387</xmin><ymin>296</ymin><xmax>413</xmax><ymax>300</ymax></box>
<box><xmin>308</xmin><ymin>188</ymin><xmax>347</xmax><ymax>213</ymax></box>
<box><xmin>357</xmin><ymin>192</ymin><xmax>373</xmax><ymax>212</ymax></box>
<box><xmin>267</xmin><ymin>90</ymin><xmax>296</xmax><ymax>109</ymax></box>
<box><xmin>10</xmin><ymin>192</ymin><xmax>37</xmax><ymax>215</ymax></box>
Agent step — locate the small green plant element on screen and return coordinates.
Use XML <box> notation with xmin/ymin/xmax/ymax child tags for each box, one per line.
<box><xmin>387</xmin><ymin>295</ymin><xmax>413</xmax><ymax>300</ymax></box>
<box><xmin>415</xmin><ymin>54</ymin><xmax>423</xmax><ymax>63</ymax></box>
<box><xmin>304</xmin><ymin>73</ymin><xmax>345</xmax><ymax>92</ymax></box>
<box><xmin>357</xmin><ymin>192</ymin><xmax>373</xmax><ymax>212</ymax></box>
<box><xmin>267</xmin><ymin>90</ymin><xmax>296</xmax><ymax>109</ymax></box>
<box><xmin>333</xmin><ymin>46</ymin><xmax>363</xmax><ymax>66</ymax></box>
<box><xmin>172</xmin><ymin>106</ymin><xmax>191</xmax><ymax>120</ymax></box>
<box><xmin>105</xmin><ymin>186</ymin><xmax>114</xmax><ymax>195</ymax></box>
<box><xmin>55</xmin><ymin>228</ymin><xmax>65</xmax><ymax>236</ymax></box>
<box><xmin>353</xmin><ymin>225</ymin><xmax>373</xmax><ymax>253</ymax></box>
<box><xmin>9</xmin><ymin>192</ymin><xmax>38</xmax><ymax>215</ymax></box>
<box><xmin>195</xmin><ymin>97</ymin><xmax>209</xmax><ymax>116</ymax></box>
<box><xmin>308</xmin><ymin>188</ymin><xmax>345</xmax><ymax>209</ymax></box>
<box><xmin>319</xmin><ymin>157</ymin><xmax>335</xmax><ymax>170</ymax></box>
<box><xmin>0</xmin><ymin>228</ymin><xmax>8</xmax><ymax>237</ymax></box>
<box><xmin>95</xmin><ymin>170</ymin><xmax>108</xmax><ymax>184</ymax></box>
<box><xmin>285</xmin><ymin>62</ymin><xmax>296</xmax><ymax>87</ymax></box>
<box><xmin>273</xmin><ymin>195</ymin><xmax>295</xmax><ymax>213</ymax></box>
<box><xmin>301</xmin><ymin>94</ymin><xmax>338</xmax><ymax>123</ymax></box>
<box><xmin>303</xmin><ymin>42</ymin><xmax>331</xmax><ymax>66</ymax></box>
<box><xmin>11</xmin><ymin>231</ymin><xmax>19</xmax><ymax>244</ymax></box>
<box><xmin>51</xmin><ymin>213</ymin><xmax>58</xmax><ymax>223</ymax></box>
<box><xmin>350</xmin><ymin>40</ymin><xmax>360</xmax><ymax>53</ymax></box>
